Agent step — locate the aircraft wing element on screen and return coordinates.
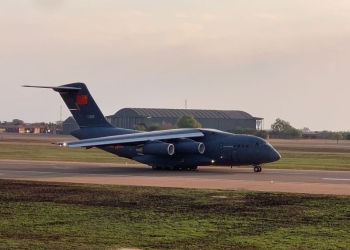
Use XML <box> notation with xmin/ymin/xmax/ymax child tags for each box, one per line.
<box><xmin>57</xmin><ymin>128</ymin><xmax>204</xmax><ymax>148</ymax></box>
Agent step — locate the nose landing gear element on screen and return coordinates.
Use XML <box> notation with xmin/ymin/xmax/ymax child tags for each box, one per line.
<box><xmin>253</xmin><ymin>165</ymin><xmax>262</xmax><ymax>172</ymax></box>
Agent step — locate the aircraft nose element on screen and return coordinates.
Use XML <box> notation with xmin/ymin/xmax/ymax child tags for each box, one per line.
<box><xmin>270</xmin><ymin>149</ymin><xmax>281</xmax><ymax>162</ymax></box>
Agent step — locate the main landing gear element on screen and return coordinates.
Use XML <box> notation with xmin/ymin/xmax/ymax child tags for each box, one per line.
<box><xmin>152</xmin><ymin>166</ymin><xmax>197</xmax><ymax>170</ymax></box>
<box><xmin>253</xmin><ymin>165</ymin><xmax>262</xmax><ymax>172</ymax></box>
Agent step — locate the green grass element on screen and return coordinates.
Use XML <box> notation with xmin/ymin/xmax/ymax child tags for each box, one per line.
<box><xmin>0</xmin><ymin>144</ymin><xmax>135</xmax><ymax>163</ymax></box>
<box><xmin>0</xmin><ymin>180</ymin><xmax>350</xmax><ymax>250</ymax></box>
<box><xmin>266</xmin><ymin>150</ymin><xmax>350</xmax><ymax>171</ymax></box>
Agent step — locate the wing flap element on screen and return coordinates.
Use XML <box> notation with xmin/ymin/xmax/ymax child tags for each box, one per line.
<box><xmin>57</xmin><ymin>129</ymin><xmax>204</xmax><ymax>148</ymax></box>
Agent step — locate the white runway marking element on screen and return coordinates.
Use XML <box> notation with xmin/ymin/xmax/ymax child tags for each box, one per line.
<box><xmin>323</xmin><ymin>178</ymin><xmax>350</xmax><ymax>181</ymax></box>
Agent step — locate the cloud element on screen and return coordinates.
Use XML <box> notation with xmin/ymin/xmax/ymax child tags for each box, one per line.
<box><xmin>113</xmin><ymin>10</ymin><xmax>152</xmax><ymax>19</ymax></box>
<box><xmin>33</xmin><ymin>0</ymin><xmax>67</xmax><ymax>10</ymax></box>
<box><xmin>200</xmin><ymin>13</ymin><xmax>220</xmax><ymax>21</ymax></box>
<box><xmin>253</xmin><ymin>13</ymin><xmax>281</xmax><ymax>21</ymax></box>
<box><xmin>180</xmin><ymin>23</ymin><xmax>203</xmax><ymax>38</ymax></box>
<box><xmin>174</xmin><ymin>13</ymin><xmax>188</xmax><ymax>19</ymax></box>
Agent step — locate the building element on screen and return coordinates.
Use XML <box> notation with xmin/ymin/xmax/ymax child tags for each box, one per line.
<box><xmin>62</xmin><ymin>116</ymin><xmax>80</xmax><ymax>135</ymax></box>
<box><xmin>0</xmin><ymin>125</ymin><xmax>41</xmax><ymax>134</ymax></box>
<box><xmin>106</xmin><ymin>108</ymin><xmax>263</xmax><ymax>131</ymax></box>
<box><xmin>302</xmin><ymin>132</ymin><xmax>318</xmax><ymax>139</ymax></box>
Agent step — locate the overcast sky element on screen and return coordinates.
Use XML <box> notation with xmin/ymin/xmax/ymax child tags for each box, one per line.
<box><xmin>1</xmin><ymin>1</ymin><xmax>349</xmax><ymax>131</ymax></box>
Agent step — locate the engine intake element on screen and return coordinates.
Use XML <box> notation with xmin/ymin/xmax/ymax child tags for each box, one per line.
<box><xmin>137</xmin><ymin>142</ymin><xmax>175</xmax><ymax>156</ymax></box>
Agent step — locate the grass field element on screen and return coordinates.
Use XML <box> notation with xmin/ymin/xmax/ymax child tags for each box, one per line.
<box><xmin>1</xmin><ymin>180</ymin><xmax>350</xmax><ymax>250</ymax></box>
<box><xmin>1</xmin><ymin>134</ymin><xmax>350</xmax><ymax>170</ymax></box>
<box><xmin>0</xmin><ymin>143</ymin><xmax>134</xmax><ymax>163</ymax></box>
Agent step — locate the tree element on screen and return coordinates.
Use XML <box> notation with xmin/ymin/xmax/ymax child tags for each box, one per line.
<box><xmin>177</xmin><ymin>115</ymin><xmax>202</xmax><ymax>128</ymax></box>
<box><xmin>159</xmin><ymin>121</ymin><xmax>177</xmax><ymax>130</ymax></box>
<box><xmin>346</xmin><ymin>133</ymin><xmax>350</xmax><ymax>140</ymax></box>
<box><xmin>270</xmin><ymin>118</ymin><xmax>303</xmax><ymax>138</ymax></box>
<box><xmin>148</xmin><ymin>123</ymin><xmax>161</xmax><ymax>131</ymax></box>
<box><xmin>134</xmin><ymin>124</ymin><xmax>147</xmax><ymax>131</ymax></box>
<box><xmin>290</xmin><ymin>128</ymin><xmax>302</xmax><ymax>138</ymax></box>
<box><xmin>271</xmin><ymin>118</ymin><xmax>293</xmax><ymax>138</ymax></box>
<box><xmin>332</xmin><ymin>132</ymin><xmax>343</xmax><ymax>144</ymax></box>
<box><xmin>12</xmin><ymin>119</ymin><xmax>25</xmax><ymax>125</ymax></box>
<box><xmin>254</xmin><ymin>130</ymin><xmax>269</xmax><ymax>139</ymax></box>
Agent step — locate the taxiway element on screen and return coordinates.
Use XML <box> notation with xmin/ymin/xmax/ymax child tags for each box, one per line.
<box><xmin>1</xmin><ymin>160</ymin><xmax>349</xmax><ymax>195</ymax></box>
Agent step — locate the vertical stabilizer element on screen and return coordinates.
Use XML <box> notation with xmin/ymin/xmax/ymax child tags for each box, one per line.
<box><xmin>23</xmin><ymin>82</ymin><xmax>113</xmax><ymax>128</ymax></box>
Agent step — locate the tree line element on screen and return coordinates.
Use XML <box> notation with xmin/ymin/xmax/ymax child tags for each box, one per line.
<box><xmin>269</xmin><ymin>118</ymin><xmax>350</xmax><ymax>142</ymax></box>
<box><xmin>2</xmin><ymin>116</ymin><xmax>350</xmax><ymax>142</ymax></box>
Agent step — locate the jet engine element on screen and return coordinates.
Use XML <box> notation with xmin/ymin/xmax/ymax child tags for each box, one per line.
<box><xmin>137</xmin><ymin>142</ymin><xmax>175</xmax><ymax>156</ymax></box>
<box><xmin>174</xmin><ymin>141</ymin><xmax>205</xmax><ymax>154</ymax></box>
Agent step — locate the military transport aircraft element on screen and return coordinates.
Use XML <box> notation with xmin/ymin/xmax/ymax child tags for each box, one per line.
<box><xmin>23</xmin><ymin>83</ymin><xmax>280</xmax><ymax>172</ymax></box>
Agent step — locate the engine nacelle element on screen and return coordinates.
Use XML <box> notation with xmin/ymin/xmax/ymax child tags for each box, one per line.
<box><xmin>137</xmin><ymin>142</ymin><xmax>175</xmax><ymax>156</ymax></box>
<box><xmin>174</xmin><ymin>141</ymin><xmax>205</xmax><ymax>154</ymax></box>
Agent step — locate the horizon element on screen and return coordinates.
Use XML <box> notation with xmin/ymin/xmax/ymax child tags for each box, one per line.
<box><xmin>1</xmin><ymin>114</ymin><xmax>348</xmax><ymax>133</ymax></box>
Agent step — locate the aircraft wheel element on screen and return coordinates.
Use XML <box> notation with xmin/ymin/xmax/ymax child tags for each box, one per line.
<box><xmin>253</xmin><ymin>166</ymin><xmax>260</xmax><ymax>172</ymax></box>
<box><xmin>189</xmin><ymin>166</ymin><xmax>198</xmax><ymax>170</ymax></box>
<box><xmin>258</xmin><ymin>166</ymin><xmax>262</xmax><ymax>172</ymax></box>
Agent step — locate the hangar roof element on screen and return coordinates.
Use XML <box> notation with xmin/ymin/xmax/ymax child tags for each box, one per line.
<box><xmin>112</xmin><ymin>108</ymin><xmax>262</xmax><ymax>120</ymax></box>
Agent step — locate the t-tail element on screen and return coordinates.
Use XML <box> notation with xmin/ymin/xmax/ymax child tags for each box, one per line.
<box><xmin>23</xmin><ymin>82</ymin><xmax>113</xmax><ymax>128</ymax></box>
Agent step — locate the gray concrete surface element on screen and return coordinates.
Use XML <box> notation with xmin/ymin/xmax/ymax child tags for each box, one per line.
<box><xmin>1</xmin><ymin>160</ymin><xmax>350</xmax><ymax>195</ymax></box>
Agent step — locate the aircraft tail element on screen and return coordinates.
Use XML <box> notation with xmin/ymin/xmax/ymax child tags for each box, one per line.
<box><xmin>23</xmin><ymin>82</ymin><xmax>113</xmax><ymax>128</ymax></box>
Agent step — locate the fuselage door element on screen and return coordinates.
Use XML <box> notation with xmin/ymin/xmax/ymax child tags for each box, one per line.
<box><xmin>221</xmin><ymin>145</ymin><xmax>239</xmax><ymax>165</ymax></box>
<box><xmin>231</xmin><ymin>148</ymin><xmax>239</xmax><ymax>164</ymax></box>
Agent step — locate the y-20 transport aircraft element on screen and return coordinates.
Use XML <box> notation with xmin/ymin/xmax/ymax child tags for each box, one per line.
<box><xmin>24</xmin><ymin>83</ymin><xmax>280</xmax><ymax>172</ymax></box>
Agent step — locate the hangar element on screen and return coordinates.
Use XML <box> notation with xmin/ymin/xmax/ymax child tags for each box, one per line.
<box><xmin>62</xmin><ymin>116</ymin><xmax>79</xmax><ymax>135</ymax></box>
<box><xmin>106</xmin><ymin>108</ymin><xmax>263</xmax><ymax>131</ymax></box>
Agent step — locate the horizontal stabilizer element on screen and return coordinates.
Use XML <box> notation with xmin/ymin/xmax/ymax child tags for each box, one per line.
<box><xmin>56</xmin><ymin>128</ymin><xmax>204</xmax><ymax>148</ymax></box>
<box><xmin>22</xmin><ymin>85</ymin><xmax>81</xmax><ymax>92</ymax></box>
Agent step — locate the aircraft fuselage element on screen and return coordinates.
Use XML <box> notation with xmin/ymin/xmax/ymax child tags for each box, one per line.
<box><xmin>71</xmin><ymin>127</ymin><xmax>280</xmax><ymax>168</ymax></box>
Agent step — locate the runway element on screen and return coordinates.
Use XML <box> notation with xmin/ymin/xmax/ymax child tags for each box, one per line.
<box><xmin>1</xmin><ymin>160</ymin><xmax>350</xmax><ymax>195</ymax></box>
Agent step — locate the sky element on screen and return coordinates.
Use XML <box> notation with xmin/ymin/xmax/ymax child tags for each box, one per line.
<box><xmin>1</xmin><ymin>0</ymin><xmax>350</xmax><ymax>131</ymax></box>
